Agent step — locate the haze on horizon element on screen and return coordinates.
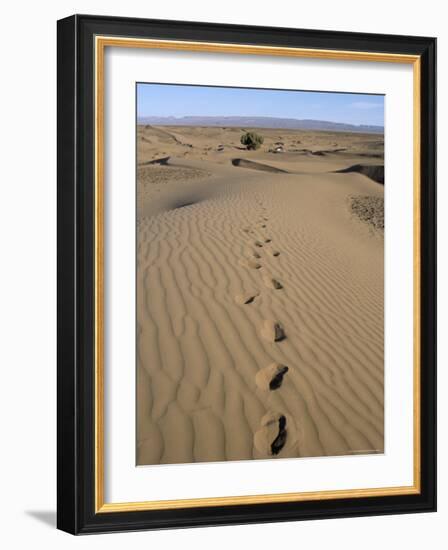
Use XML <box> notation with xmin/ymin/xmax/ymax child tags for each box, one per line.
<box><xmin>137</xmin><ymin>83</ymin><xmax>384</xmax><ymax>128</ymax></box>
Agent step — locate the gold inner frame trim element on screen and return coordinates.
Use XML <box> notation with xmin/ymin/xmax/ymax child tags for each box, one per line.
<box><xmin>94</xmin><ymin>35</ymin><xmax>421</xmax><ymax>514</ymax></box>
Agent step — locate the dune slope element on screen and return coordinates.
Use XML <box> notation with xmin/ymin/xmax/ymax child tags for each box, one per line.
<box><xmin>136</xmin><ymin>127</ymin><xmax>384</xmax><ymax>465</ymax></box>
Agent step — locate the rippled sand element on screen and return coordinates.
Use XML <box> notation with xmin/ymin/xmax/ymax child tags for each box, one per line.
<box><xmin>136</xmin><ymin>126</ymin><xmax>384</xmax><ymax>465</ymax></box>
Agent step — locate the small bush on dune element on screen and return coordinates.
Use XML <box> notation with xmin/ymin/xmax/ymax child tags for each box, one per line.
<box><xmin>241</xmin><ymin>131</ymin><xmax>264</xmax><ymax>150</ymax></box>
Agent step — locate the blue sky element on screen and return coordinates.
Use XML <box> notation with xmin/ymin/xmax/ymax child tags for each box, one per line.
<box><xmin>137</xmin><ymin>83</ymin><xmax>384</xmax><ymax>126</ymax></box>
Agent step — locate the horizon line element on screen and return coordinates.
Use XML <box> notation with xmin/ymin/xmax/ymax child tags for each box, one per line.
<box><xmin>136</xmin><ymin>114</ymin><xmax>385</xmax><ymax>131</ymax></box>
<box><xmin>136</xmin><ymin>114</ymin><xmax>384</xmax><ymax>129</ymax></box>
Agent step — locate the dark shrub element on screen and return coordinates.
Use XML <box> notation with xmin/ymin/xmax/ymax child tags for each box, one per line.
<box><xmin>240</xmin><ymin>131</ymin><xmax>264</xmax><ymax>150</ymax></box>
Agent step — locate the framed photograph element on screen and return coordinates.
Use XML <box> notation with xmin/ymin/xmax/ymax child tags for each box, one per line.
<box><xmin>57</xmin><ymin>14</ymin><xmax>436</xmax><ymax>534</ymax></box>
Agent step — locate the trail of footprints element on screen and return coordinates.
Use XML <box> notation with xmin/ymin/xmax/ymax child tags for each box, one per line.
<box><xmin>234</xmin><ymin>197</ymin><xmax>297</xmax><ymax>458</ymax></box>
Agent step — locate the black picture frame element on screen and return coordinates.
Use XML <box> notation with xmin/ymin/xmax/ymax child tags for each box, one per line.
<box><xmin>57</xmin><ymin>14</ymin><xmax>436</xmax><ymax>534</ymax></box>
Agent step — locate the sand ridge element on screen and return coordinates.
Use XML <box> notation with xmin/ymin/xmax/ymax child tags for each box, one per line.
<box><xmin>136</xmin><ymin>126</ymin><xmax>384</xmax><ymax>465</ymax></box>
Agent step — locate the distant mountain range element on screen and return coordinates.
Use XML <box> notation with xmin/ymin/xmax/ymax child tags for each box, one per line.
<box><xmin>137</xmin><ymin>116</ymin><xmax>384</xmax><ymax>134</ymax></box>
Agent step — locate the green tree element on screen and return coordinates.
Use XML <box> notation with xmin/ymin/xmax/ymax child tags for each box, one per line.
<box><xmin>240</xmin><ymin>131</ymin><xmax>264</xmax><ymax>150</ymax></box>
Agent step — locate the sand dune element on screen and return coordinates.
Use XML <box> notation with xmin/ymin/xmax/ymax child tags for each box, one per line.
<box><xmin>232</xmin><ymin>158</ymin><xmax>289</xmax><ymax>173</ymax></box>
<box><xmin>136</xmin><ymin>126</ymin><xmax>384</xmax><ymax>465</ymax></box>
<box><xmin>336</xmin><ymin>164</ymin><xmax>384</xmax><ymax>184</ymax></box>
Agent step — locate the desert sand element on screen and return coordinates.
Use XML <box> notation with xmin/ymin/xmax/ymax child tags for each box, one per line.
<box><xmin>136</xmin><ymin>125</ymin><xmax>384</xmax><ymax>465</ymax></box>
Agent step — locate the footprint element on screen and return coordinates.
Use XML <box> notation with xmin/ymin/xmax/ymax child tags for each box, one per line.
<box><xmin>254</xmin><ymin>412</ymin><xmax>297</xmax><ymax>456</ymax></box>
<box><xmin>260</xmin><ymin>224</ymin><xmax>267</xmax><ymax>229</ymax></box>
<box><xmin>239</xmin><ymin>259</ymin><xmax>262</xmax><ymax>270</ymax></box>
<box><xmin>235</xmin><ymin>292</ymin><xmax>259</xmax><ymax>305</ymax></box>
<box><xmin>271</xmin><ymin>415</ymin><xmax>288</xmax><ymax>455</ymax></box>
<box><xmin>256</xmin><ymin>363</ymin><xmax>289</xmax><ymax>391</ymax></box>
<box><xmin>260</xmin><ymin>320</ymin><xmax>286</xmax><ymax>342</ymax></box>
<box><xmin>264</xmin><ymin>238</ymin><xmax>272</xmax><ymax>243</ymax></box>
<box><xmin>246</xmin><ymin>248</ymin><xmax>261</xmax><ymax>259</ymax></box>
<box><xmin>262</xmin><ymin>275</ymin><xmax>283</xmax><ymax>290</ymax></box>
<box><xmin>254</xmin><ymin>240</ymin><xmax>264</xmax><ymax>248</ymax></box>
<box><xmin>242</xmin><ymin>227</ymin><xmax>253</xmax><ymax>234</ymax></box>
<box><xmin>271</xmin><ymin>250</ymin><xmax>280</xmax><ymax>257</ymax></box>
